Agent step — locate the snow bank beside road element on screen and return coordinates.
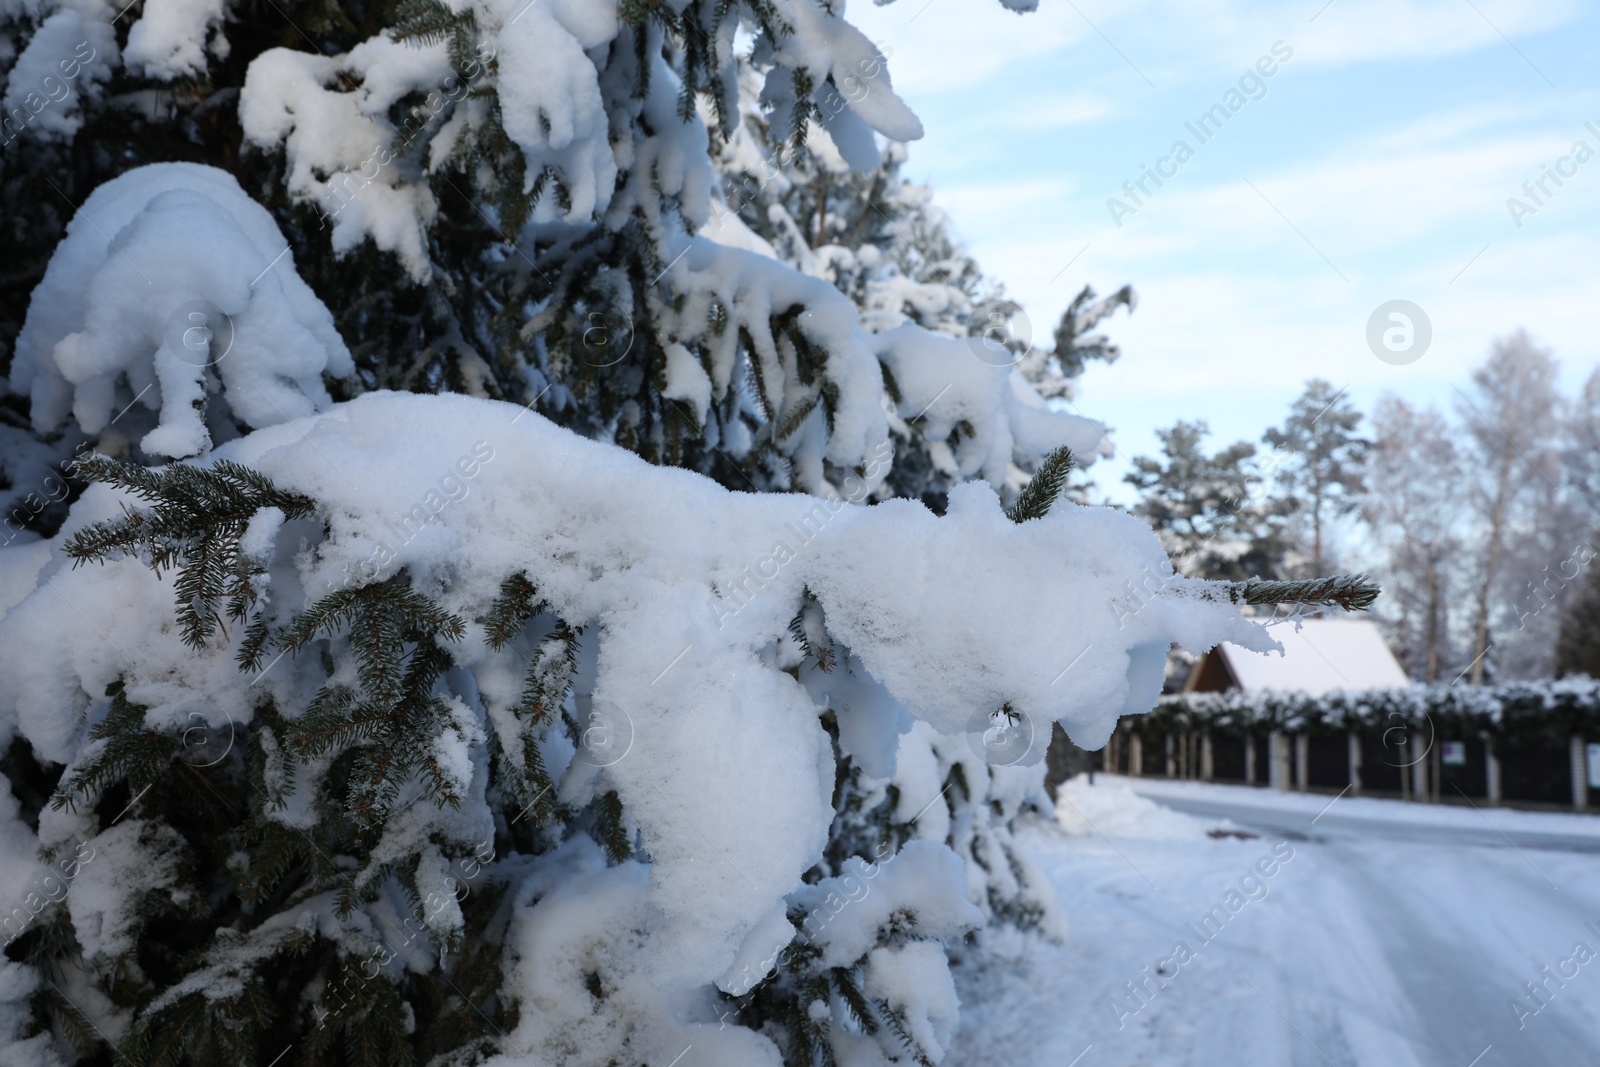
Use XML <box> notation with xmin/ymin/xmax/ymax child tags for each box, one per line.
<box><xmin>1053</xmin><ymin>775</ymin><xmax>1222</xmax><ymax>841</ymax></box>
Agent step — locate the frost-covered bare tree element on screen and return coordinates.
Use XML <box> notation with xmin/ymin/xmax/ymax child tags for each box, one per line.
<box><xmin>1455</xmin><ymin>330</ymin><xmax>1563</xmax><ymax>684</ymax></box>
<box><xmin>1363</xmin><ymin>396</ymin><xmax>1465</xmax><ymax>682</ymax></box>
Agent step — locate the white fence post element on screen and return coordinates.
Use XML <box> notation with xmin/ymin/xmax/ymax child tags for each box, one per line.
<box><xmin>1269</xmin><ymin>731</ymin><xmax>1288</xmax><ymax>792</ymax></box>
<box><xmin>1348</xmin><ymin>732</ymin><xmax>1362</xmax><ymax>795</ymax></box>
<box><xmin>1245</xmin><ymin>736</ymin><xmax>1256</xmax><ymax>786</ymax></box>
<box><xmin>1294</xmin><ymin>734</ymin><xmax>1309</xmax><ymax>793</ymax></box>
<box><xmin>1411</xmin><ymin>736</ymin><xmax>1429</xmax><ymax>802</ymax></box>
<box><xmin>1129</xmin><ymin>733</ymin><xmax>1143</xmax><ymax>777</ymax></box>
<box><xmin>1201</xmin><ymin>732</ymin><xmax>1214</xmax><ymax>781</ymax></box>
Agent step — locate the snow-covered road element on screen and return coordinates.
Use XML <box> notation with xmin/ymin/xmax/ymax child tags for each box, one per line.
<box><xmin>951</xmin><ymin>777</ymin><xmax>1600</xmax><ymax>1067</ymax></box>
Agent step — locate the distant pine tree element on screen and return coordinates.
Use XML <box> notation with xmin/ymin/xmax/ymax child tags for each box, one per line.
<box><xmin>1126</xmin><ymin>420</ymin><xmax>1298</xmax><ymax>583</ymax></box>
<box><xmin>1556</xmin><ymin>564</ymin><xmax>1600</xmax><ymax>679</ymax></box>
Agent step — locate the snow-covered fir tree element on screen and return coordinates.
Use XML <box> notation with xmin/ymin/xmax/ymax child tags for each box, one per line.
<box><xmin>0</xmin><ymin>1</ymin><xmax>1378</xmax><ymax>1064</ymax></box>
<box><xmin>707</xmin><ymin>72</ymin><xmax>1135</xmax><ymax>512</ymax></box>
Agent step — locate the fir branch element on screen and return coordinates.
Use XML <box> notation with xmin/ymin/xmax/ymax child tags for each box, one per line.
<box><xmin>873</xmin><ymin>999</ymin><xmax>936</xmax><ymax>1067</ymax></box>
<box><xmin>42</xmin><ymin>986</ymin><xmax>103</xmax><ymax>1058</ymax></box>
<box><xmin>240</xmin><ymin>820</ymin><xmax>313</xmax><ymax>909</ymax></box>
<box><xmin>879</xmin><ymin>361</ymin><xmax>903</xmax><ymax>406</ymax></box>
<box><xmin>390</xmin><ymin>0</ymin><xmax>479</xmax><ymax>71</ymax></box>
<box><xmin>595</xmin><ymin>789</ymin><xmax>632</xmax><ymax>863</ymax></box>
<box><xmin>831</xmin><ymin>968</ymin><xmax>878</xmax><ymax>1036</ymax></box>
<box><xmin>276</xmin><ymin>583</ymin><xmax>465</xmax><ymax>704</ymax></box>
<box><xmin>53</xmin><ymin>680</ymin><xmax>174</xmax><ymax>810</ymax></box>
<box><xmin>819</xmin><ymin>378</ymin><xmax>841</xmax><ymax>434</ymax></box>
<box><xmin>788</xmin><ymin>591</ymin><xmax>835</xmax><ymax>672</ymax></box>
<box><xmin>65</xmin><ymin>455</ymin><xmax>316</xmax><ymax>649</ymax></box>
<box><xmin>483</xmin><ymin>572</ymin><xmax>540</xmax><ymax>649</ymax></box>
<box><xmin>516</xmin><ymin>620</ymin><xmax>580</xmax><ymax>724</ymax></box>
<box><xmin>773</xmin><ymin>391</ymin><xmax>820</xmax><ymax>442</ymax></box>
<box><xmin>481</xmin><ymin>582</ymin><xmax>580</xmax><ymax>823</ymax></box>
<box><xmin>1006</xmin><ymin>446</ymin><xmax>1075</xmax><ymax>523</ymax></box>
<box><xmin>238</xmin><ymin>616</ymin><xmax>274</xmax><ymax>674</ymax></box>
<box><xmin>274</xmin><ymin>581</ymin><xmax>467</xmax><ymax>824</ymax></box>
<box><xmin>1215</xmin><ymin>573</ymin><xmax>1381</xmax><ymax>613</ymax></box>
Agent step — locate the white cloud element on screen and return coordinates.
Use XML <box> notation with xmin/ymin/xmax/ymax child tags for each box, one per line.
<box><xmin>1002</xmin><ymin>92</ymin><xmax>1112</xmax><ymax>129</ymax></box>
<box><xmin>1295</xmin><ymin>0</ymin><xmax>1585</xmax><ymax>69</ymax></box>
<box><xmin>857</xmin><ymin>0</ymin><xmax>1586</xmax><ymax>110</ymax></box>
<box><xmin>849</xmin><ymin>0</ymin><xmax>1600</xmax><ymax>502</ymax></box>
<box><xmin>849</xmin><ymin>0</ymin><xmax>1091</xmax><ymax>95</ymax></box>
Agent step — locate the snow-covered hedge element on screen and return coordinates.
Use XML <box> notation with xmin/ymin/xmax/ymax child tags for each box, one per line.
<box><xmin>1154</xmin><ymin>677</ymin><xmax>1600</xmax><ymax>746</ymax></box>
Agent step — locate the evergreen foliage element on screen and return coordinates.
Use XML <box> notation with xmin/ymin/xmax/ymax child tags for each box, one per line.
<box><xmin>1556</xmin><ymin>563</ymin><xmax>1600</xmax><ymax>680</ymax></box>
<box><xmin>1006</xmin><ymin>446</ymin><xmax>1074</xmax><ymax>523</ymax></box>
<box><xmin>27</xmin><ymin>440</ymin><xmax>1080</xmax><ymax>1065</ymax></box>
<box><xmin>1125</xmin><ymin>420</ymin><xmax>1297</xmax><ymax>582</ymax></box>
<box><xmin>712</xmin><ymin>90</ymin><xmax>1134</xmax><ymax>512</ymax></box>
<box><xmin>32</xmin><ymin>457</ymin><xmax>517</xmax><ymax>1065</ymax></box>
<box><xmin>62</xmin><ymin>456</ymin><xmax>316</xmax><ymax>649</ymax></box>
<box><xmin>1221</xmin><ymin>574</ymin><xmax>1381</xmax><ymax>614</ymax></box>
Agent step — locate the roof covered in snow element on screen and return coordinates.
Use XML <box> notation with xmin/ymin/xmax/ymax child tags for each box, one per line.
<box><xmin>1189</xmin><ymin>618</ymin><xmax>1411</xmax><ymax>696</ymax></box>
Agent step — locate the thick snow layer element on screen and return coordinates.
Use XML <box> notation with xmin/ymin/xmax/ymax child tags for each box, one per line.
<box><xmin>791</xmin><ymin>841</ymin><xmax>984</xmax><ymax>971</ymax></box>
<box><xmin>494</xmin><ymin>0</ymin><xmax>619</xmax><ymax>223</ymax></box>
<box><xmin>0</xmin><ymin>391</ymin><xmax>1270</xmax><ymax>1062</ymax></box>
<box><xmin>11</xmin><ymin>164</ymin><xmax>353</xmax><ymax>457</ymax></box>
<box><xmin>870</xmin><ymin>325</ymin><xmax>1103</xmax><ymax>486</ymax></box>
<box><xmin>1214</xmin><ymin>618</ymin><xmax>1411</xmax><ymax>695</ymax></box>
<box><xmin>66</xmin><ymin>819</ymin><xmax>184</xmax><ymax>962</ymax></box>
<box><xmin>240</xmin><ymin>44</ymin><xmax>450</xmax><ymax>280</ymax></box>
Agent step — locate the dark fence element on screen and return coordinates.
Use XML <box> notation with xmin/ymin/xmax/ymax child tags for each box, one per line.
<box><xmin>1066</xmin><ymin>678</ymin><xmax>1600</xmax><ymax>810</ymax></box>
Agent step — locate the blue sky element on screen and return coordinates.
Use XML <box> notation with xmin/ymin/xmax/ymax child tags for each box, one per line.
<box><xmin>845</xmin><ymin>0</ymin><xmax>1600</xmax><ymax>503</ymax></box>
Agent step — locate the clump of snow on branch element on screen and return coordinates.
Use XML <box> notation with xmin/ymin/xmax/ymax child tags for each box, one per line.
<box><xmin>235</xmin><ymin>0</ymin><xmax>918</xmax><ymax>276</ymax></box>
<box><xmin>10</xmin><ymin>164</ymin><xmax>353</xmax><ymax>458</ymax></box>
<box><xmin>123</xmin><ymin>0</ymin><xmax>229</xmax><ymax>79</ymax></box>
<box><xmin>239</xmin><ymin>37</ymin><xmax>466</xmax><ymax>279</ymax></box>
